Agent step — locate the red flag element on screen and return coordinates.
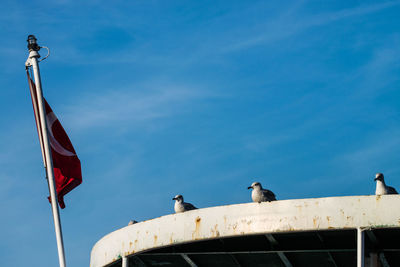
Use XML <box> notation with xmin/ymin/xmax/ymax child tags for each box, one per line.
<box><xmin>44</xmin><ymin>100</ymin><xmax>82</xmax><ymax>209</ymax></box>
<box><xmin>27</xmin><ymin>74</ymin><xmax>82</xmax><ymax>209</ymax></box>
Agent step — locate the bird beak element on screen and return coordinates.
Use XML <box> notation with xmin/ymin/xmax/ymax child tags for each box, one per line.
<box><xmin>172</xmin><ymin>197</ymin><xmax>176</xmax><ymax>200</ymax></box>
<box><xmin>247</xmin><ymin>186</ymin><xmax>252</xmax><ymax>189</ymax></box>
<box><xmin>374</xmin><ymin>178</ymin><xmax>378</xmax><ymax>181</ymax></box>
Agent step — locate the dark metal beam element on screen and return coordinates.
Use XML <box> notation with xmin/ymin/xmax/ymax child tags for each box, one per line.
<box><xmin>366</xmin><ymin>230</ymin><xmax>391</xmax><ymax>267</ymax></box>
<box><xmin>130</xmin><ymin>255</ymin><xmax>147</xmax><ymax>267</ymax></box>
<box><xmin>218</xmin><ymin>239</ymin><xmax>242</xmax><ymax>267</ymax></box>
<box><xmin>141</xmin><ymin>248</ymin><xmax>359</xmax><ymax>256</ymax></box>
<box><xmin>316</xmin><ymin>233</ymin><xmax>338</xmax><ymax>267</ymax></box>
<box><xmin>379</xmin><ymin>253</ymin><xmax>391</xmax><ymax>267</ymax></box>
<box><xmin>265</xmin><ymin>234</ymin><xmax>293</xmax><ymax>267</ymax></box>
<box><xmin>181</xmin><ymin>253</ymin><xmax>198</xmax><ymax>267</ymax></box>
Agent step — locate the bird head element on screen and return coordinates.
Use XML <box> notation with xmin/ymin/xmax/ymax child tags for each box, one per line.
<box><xmin>248</xmin><ymin>182</ymin><xmax>262</xmax><ymax>190</ymax></box>
<box><xmin>173</xmin><ymin>194</ymin><xmax>183</xmax><ymax>202</ymax></box>
<box><xmin>128</xmin><ymin>220</ymin><xmax>138</xmax><ymax>225</ymax></box>
<box><xmin>374</xmin><ymin>173</ymin><xmax>384</xmax><ymax>182</ymax></box>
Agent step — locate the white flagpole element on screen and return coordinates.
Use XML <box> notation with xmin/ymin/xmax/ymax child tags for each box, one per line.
<box><xmin>25</xmin><ymin>35</ymin><xmax>67</xmax><ymax>267</ymax></box>
<box><xmin>26</xmin><ymin>70</ymin><xmax>46</xmax><ymax>166</ymax></box>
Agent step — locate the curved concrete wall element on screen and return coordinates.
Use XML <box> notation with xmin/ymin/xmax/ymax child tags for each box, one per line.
<box><xmin>90</xmin><ymin>195</ymin><xmax>400</xmax><ymax>267</ymax></box>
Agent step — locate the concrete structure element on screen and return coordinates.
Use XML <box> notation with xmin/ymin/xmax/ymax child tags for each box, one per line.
<box><xmin>90</xmin><ymin>195</ymin><xmax>400</xmax><ymax>267</ymax></box>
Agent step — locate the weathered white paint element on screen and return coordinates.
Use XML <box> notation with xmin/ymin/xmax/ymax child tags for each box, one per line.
<box><xmin>90</xmin><ymin>195</ymin><xmax>400</xmax><ymax>267</ymax></box>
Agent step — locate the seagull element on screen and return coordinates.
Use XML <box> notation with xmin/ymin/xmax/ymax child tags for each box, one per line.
<box><xmin>128</xmin><ymin>220</ymin><xmax>138</xmax><ymax>225</ymax></box>
<box><xmin>248</xmin><ymin>182</ymin><xmax>277</xmax><ymax>202</ymax></box>
<box><xmin>173</xmin><ymin>194</ymin><xmax>197</xmax><ymax>213</ymax></box>
<box><xmin>374</xmin><ymin>173</ymin><xmax>398</xmax><ymax>195</ymax></box>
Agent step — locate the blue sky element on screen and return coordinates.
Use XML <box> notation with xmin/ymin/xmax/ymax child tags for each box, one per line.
<box><xmin>1</xmin><ymin>0</ymin><xmax>400</xmax><ymax>266</ymax></box>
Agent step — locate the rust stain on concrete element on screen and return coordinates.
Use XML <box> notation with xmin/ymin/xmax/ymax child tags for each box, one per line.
<box><xmin>192</xmin><ymin>216</ymin><xmax>202</xmax><ymax>240</ymax></box>
<box><xmin>313</xmin><ymin>216</ymin><xmax>320</xmax><ymax>228</ymax></box>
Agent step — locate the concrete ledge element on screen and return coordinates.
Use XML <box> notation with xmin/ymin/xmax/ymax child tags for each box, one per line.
<box><xmin>90</xmin><ymin>195</ymin><xmax>400</xmax><ymax>267</ymax></box>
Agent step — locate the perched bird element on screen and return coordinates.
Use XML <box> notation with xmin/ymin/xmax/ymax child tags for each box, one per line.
<box><xmin>248</xmin><ymin>182</ymin><xmax>277</xmax><ymax>202</ymax></box>
<box><xmin>375</xmin><ymin>173</ymin><xmax>398</xmax><ymax>195</ymax></box>
<box><xmin>128</xmin><ymin>220</ymin><xmax>138</xmax><ymax>225</ymax></box>
<box><xmin>173</xmin><ymin>194</ymin><xmax>197</xmax><ymax>213</ymax></box>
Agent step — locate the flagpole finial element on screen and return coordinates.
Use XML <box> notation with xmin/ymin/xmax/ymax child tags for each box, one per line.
<box><xmin>27</xmin><ymin>35</ymin><xmax>41</xmax><ymax>52</ymax></box>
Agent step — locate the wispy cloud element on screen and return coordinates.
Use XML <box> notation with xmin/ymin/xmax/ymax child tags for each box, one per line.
<box><xmin>342</xmin><ymin>133</ymin><xmax>400</xmax><ymax>166</ymax></box>
<box><xmin>354</xmin><ymin>36</ymin><xmax>400</xmax><ymax>97</ymax></box>
<box><xmin>63</xmin><ymin>81</ymin><xmax>218</xmax><ymax>131</ymax></box>
<box><xmin>335</xmin><ymin>127</ymin><xmax>400</xmax><ymax>180</ymax></box>
<box><xmin>225</xmin><ymin>1</ymin><xmax>400</xmax><ymax>52</ymax></box>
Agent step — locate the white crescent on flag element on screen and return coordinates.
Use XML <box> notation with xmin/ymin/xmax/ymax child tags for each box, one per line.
<box><xmin>46</xmin><ymin>111</ymin><xmax>76</xmax><ymax>157</ymax></box>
